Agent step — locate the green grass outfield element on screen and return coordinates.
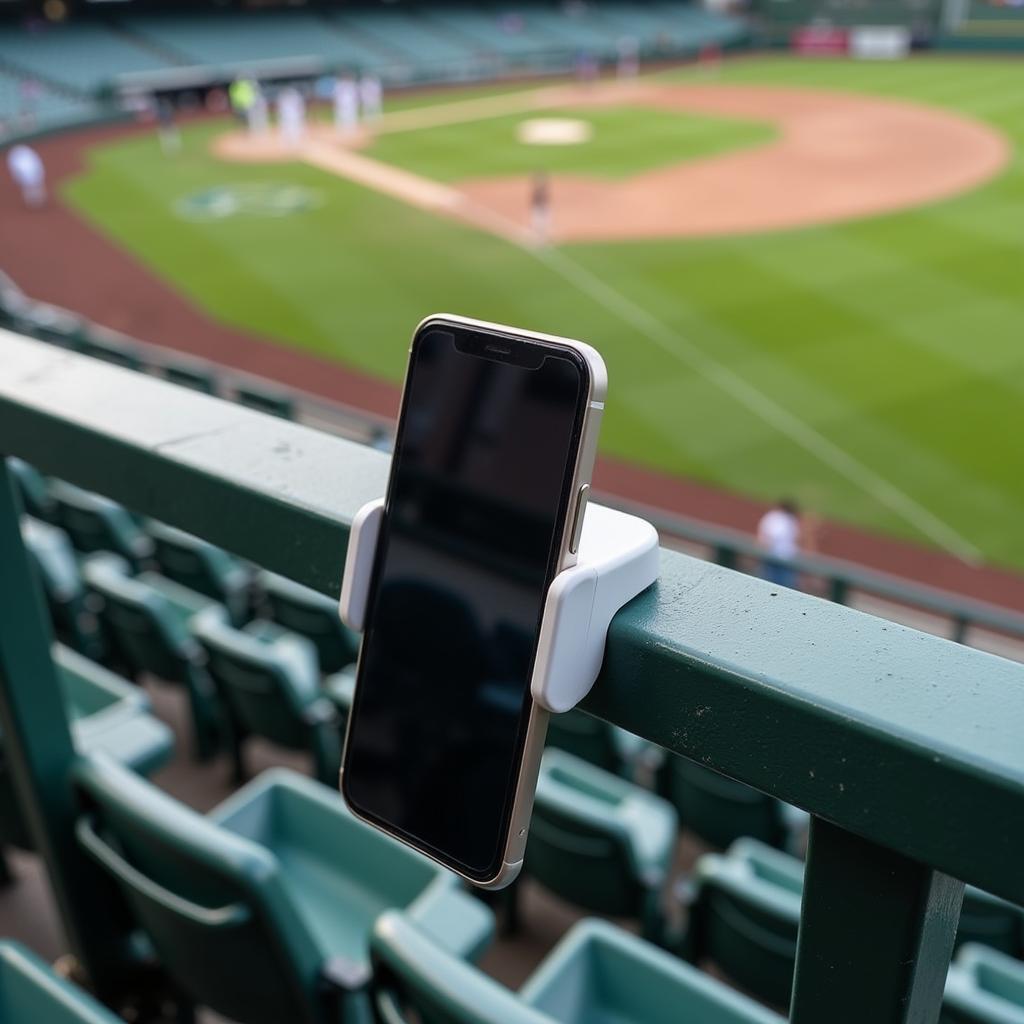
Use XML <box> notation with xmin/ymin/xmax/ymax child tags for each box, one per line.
<box><xmin>63</xmin><ymin>58</ymin><xmax>1024</xmax><ymax>570</ymax></box>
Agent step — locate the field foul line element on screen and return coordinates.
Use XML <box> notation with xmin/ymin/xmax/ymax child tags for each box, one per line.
<box><xmin>529</xmin><ymin>245</ymin><xmax>983</xmax><ymax>563</ymax></box>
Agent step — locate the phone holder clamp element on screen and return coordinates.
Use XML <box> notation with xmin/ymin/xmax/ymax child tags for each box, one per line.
<box><xmin>339</xmin><ymin>499</ymin><xmax>659</xmax><ymax>714</ymax></box>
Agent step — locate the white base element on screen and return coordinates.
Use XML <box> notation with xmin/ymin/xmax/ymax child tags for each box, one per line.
<box><xmin>339</xmin><ymin>500</ymin><xmax>659</xmax><ymax>714</ymax></box>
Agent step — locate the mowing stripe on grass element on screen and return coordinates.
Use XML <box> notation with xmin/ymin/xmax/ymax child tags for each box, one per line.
<box><xmin>529</xmin><ymin>243</ymin><xmax>983</xmax><ymax>563</ymax></box>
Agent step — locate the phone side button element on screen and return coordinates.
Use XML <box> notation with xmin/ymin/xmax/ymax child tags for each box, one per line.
<box><xmin>569</xmin><ymin>484</ymin><xmax>589</xmax><ymax>555</ymax></box>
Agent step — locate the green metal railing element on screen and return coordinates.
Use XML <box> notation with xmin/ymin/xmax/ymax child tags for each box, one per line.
<box><xmin>1</xmin><ymin>330</ymin><xmax>1023</xmax><ymax>1022</ymax></box>
<box><xmin>11</xmin><ymin>283</ymin><xmax>1024</xmax><ymax>656</ymax></box>
<box><xmin>615</xmin><ymin>497</ymin><xmax>1024</xmax><ymax>650</ymax></box>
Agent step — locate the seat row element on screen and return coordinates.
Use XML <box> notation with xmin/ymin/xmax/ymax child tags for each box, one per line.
<box><xmin>4</xmin><ymin>750</ymin><xmax>1022</xmax><ymax>1023</ymax></box>
<box><xmin>7</xmin><ymin>460</ymin><xmax>1024</xmax><ymax>1023</ymax></box>
<box><xmin>14</xmin><ymin>460</ymin><xmax>361</xmax><ymax>782</ymax></box>
<box><xmin>0</xmin><ymin>297</ymin><xmax>296</xmax><ymax>418</ymax></box>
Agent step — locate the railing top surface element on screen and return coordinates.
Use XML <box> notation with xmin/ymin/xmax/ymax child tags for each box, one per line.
<box><xmin>2</xmin><ymin>331</ymin><xmax>1023</xmax><ymax>901</ymax></box>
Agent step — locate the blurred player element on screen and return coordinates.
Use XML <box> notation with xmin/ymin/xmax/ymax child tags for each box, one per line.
<box><xmin>530</xmin><ymin>170</ymin><xmax>551</xmax><ymax>245</ymax></box>
<box><xmin>6</xmin><ymin>143</ymin><xmax>46</xmax><ymax>208</ymax></box>
<box><xmin>699</xmin><ymin>42</ymin><xmax>722</xmax><ymax>76</ymax></box>
<box><xmin>617</xmin><ymin>37</ymin><xmax>639</xmax><ymax>78</ymax></box>
<box><xmin>333</xmin><ymin>75</ymin><xmax>359</xmax><ymax>136</ymax></box>
<box><xmin>229</xmin><ymin>77</ymin><xmax>255</xmax><ymax>124</ymax></box>
<box><xmin>575</xmin><ymin>49</ymin><xmax>599</xmax><ymax>86</ymax></box>
<box><xmin>359</xmin><ymin>74</ymin><xmax>383</xmax><ymax>121</ymax></box>
<box><xmin>757</xmin><ymin>498</ymin><xmax>803</xmax><ymax>589</ymax></box>
<box><xmin>156</xmin><ymin>98</ymin><xmax>181</xmax><ymax>155</ymax></box>
<box><xmin>277</xmin><ymin>86</ymin><xmax>306</xmax><ymax>147</ymax></box>
<box><xmin>249</xmin><ymin>83</ymin><xmax>269</xmax><ymax>136</ymax></box>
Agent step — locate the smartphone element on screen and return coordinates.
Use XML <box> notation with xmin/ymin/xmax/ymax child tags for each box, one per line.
<box><xmin>340</xmin><ymin>315</ymin><xmax>606</xmax><ymax>887</ymax></box>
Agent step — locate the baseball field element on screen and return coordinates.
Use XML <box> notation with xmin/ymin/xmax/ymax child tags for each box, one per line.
<box><xmin>59</xmin><ymin>57</ymin><xmax>1024</xmax><ymax>571</ymax></box>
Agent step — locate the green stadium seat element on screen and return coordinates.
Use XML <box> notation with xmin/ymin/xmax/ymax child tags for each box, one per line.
<box><xmin>546</xmin><ymin>709</ymin><xmax>658</xmax><ymax>780</ymax></box>
<box><xmin>193</xmin><ymin>614</ymin><xmax>342</xmax><ymax>785</ymax></box>
<box><xmin>526</xmin><ymin>749</ymin><xmax>677</xmax><ymax>944</ymax></box>
<box><xmin>21</xmin><ymin>517</ymin><xmax>105</xmax><ymax>660</ymax></box>
<box><xmin>372</xmin><ymin>911</ymin><xmax>783</xmax><ymax>1024</ymax></box>
<box><xmin>0</xmin><ymin>644</ymin><xmax>173</xmax><ymax>855</ymax></box>
<box><xmin>7</xmin><ymin>458</ymin><xmax>55</xmax><ymax>522</ymax></box>
<box><xmin>58</xmin><ymin>644</ymin><xmax>173</xmax><ymax>777</ymax></box>
<box><xmin>160</xmin><ymin>363</ymin><xmax>218</xmax><ymax>395</ymax></box>
<box><xmin>148</xmin><ymin>521</ymin><xmax>252</xmax><ymax>626</ymax></box>
<box><xmin>14</xmin><ymin>303</ymin><xmax>84</xmax><ymax>350</ymax></box>
<box><xmin>77</xmin><ymin>334</ymin><xmax>144</xmax><ymax>372</ymax></box>
<box><xmin>682</xmin><ymin>838</ymin><xmax>803</xmax><ymax>1009</ymax></box>
<box><xmin>0</xmin><ymin>941</ymin><xmax>124</xmax><ymax>1023</ymax></box>
<box><xmin>943</xmin><ymin>944</ymin><xmax>1024</xmax><ymax>1024</ymax></box>
<box><xmin>657</xmin><ymin>756</ymin><xmax>809</xmax><ymax>854</ymax></box>
<box><xmin>957</xmin><ymin>886</ymin><xmax>1024</xmax><ymax>957</ymax></box>
<box><xmin>235</xmin><ymin>386</ymin><xmax>295</xmax><ymax>420</ymax></box>
<box><xmin>82</xmin><ymin>557</ymin><xmax>222</xmax><ymax>760</ymax></box>
<box><xmin>74</xmin><ymin>757</ymin><xmax>493</xmax><ymax>1024</ymax></box>
<box><xmin>50</xmin><ymin>482</ymin><xmax>154</xmax><ymax>570</ymax></box>
<box><xmin>257</xmin><ymin>569</ymin><xmax>359</xmax><ymax>674</ymax></box>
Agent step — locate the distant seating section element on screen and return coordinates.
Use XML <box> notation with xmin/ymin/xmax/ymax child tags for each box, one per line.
<box><xmin>952</xmin><ymin>0</ymin><xmax>1024</xmax><ymax>38</ymax></box>
<box><xmin>0</xmin><ymin>2</ymin><xmax>746</xmax><ymax>106</ymax></box>
<box><xmin>758</xmin><ymin>0</ymin><xmax>940</xmax><ymax>30</ymax></box>
<box><xmin>0</xmin><ymin>67</ymin><xmax>100</xmax><ymax>136</ymax></box>
<box><xmin>0</xmin><ymin>23</ymin><xmax>172</xmax><ymax>95</ymax></box>
<box><xmin>1</xmin><ymin>290</ymin><xmax>299</xmax><ymax>423</ymax></box>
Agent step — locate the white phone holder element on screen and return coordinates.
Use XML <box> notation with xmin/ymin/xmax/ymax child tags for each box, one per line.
<box><xmin>339</xmin><ymin>498</ymin><xmax>659</xmax><ymax>713</ymax></box>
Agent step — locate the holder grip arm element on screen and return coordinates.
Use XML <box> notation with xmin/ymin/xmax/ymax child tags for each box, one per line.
<box><xmin>339</xmin><ymin>498</ymin><xmax>384</xmax><ymax>633</ymax></box>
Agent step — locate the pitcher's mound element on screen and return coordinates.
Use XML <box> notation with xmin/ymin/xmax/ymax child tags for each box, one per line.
<box><xmin>517</xmin><ymin>118</ymin><xmax>593</xmax><ymax>146</ymax></box>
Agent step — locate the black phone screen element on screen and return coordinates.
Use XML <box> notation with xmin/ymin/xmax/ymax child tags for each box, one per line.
<box><xmin>342</xmin><ymin>323</ymin><xmax>590</xmax><ymax>881</ymax></box>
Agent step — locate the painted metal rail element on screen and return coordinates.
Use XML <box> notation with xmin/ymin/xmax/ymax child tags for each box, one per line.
<box><xmin>1</xmin><ymin>331</ymin><xmax>1022</xmax><ymax>1022</ymax></box>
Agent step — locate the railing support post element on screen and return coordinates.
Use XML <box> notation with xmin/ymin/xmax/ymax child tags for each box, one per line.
<box><xmin>791</xmin><ymin>816</ymin><xmax>963</xmax><ymax>1024</ymax></box>
<box><xmin>0</xmin><ymin>459</ymin><xmax>128</xmax><ymax>995</ymax></box>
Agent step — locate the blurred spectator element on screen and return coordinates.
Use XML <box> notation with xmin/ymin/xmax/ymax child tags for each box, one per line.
<box><xmin>333</xmin><ymin>75</ymin><xmax>359</xmax><ymax>136</ymax></box>
<box><xmin>359</xmin><ymin>75</ymin><xmax>383</xmax><ymax>121</ymax></box>
<box><xmin>531</xmin><ymin>170</ymin><xmax>551</xmax><ymax>244</ymax></box>
<box><xmin>19</xmin><ymin>77</ymin><xmax>41</xmax><ymax>126</ymax></box>
<box><xmin>156</xmin><ymin>99</ymin><xmax>181</xmax><ymax>156</ymax></box>
<box><xmin>6</xmin><ymin>143</ymin><xmax>46</xmax><ymax>208</ymax></box>
<box><xmin>757</xmin><ymin>498</ymin><xmax>803</xmax><ymax>589</ymax></box>
<box><xmin>617</xmin><ymin>37</ymin><xmax>640</xmax><ymax>77</ymax></box>
<box><xmin>277</xmin><ymin>86</ymin><xmax>306</xmax><ymax>147</ymax></box>
<box><xmin>229</xmin><ymin>77</ymin><xmax>256</xmax><ymax>124</ymax></box>
<box><xmin>576</xmin><ymin>49</ymin><xmax>600</xmax><ymax>84</ymax></box>
<box><xmin>249</xmin><ymin>83</ymin><xmax>269</xmax><ymax>136</ymax></box>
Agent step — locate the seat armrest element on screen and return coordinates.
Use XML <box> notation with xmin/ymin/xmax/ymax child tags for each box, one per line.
<box><xmin>302</xmin><ymin>698</ymin><xmax>340</xmax><ymax>728</ymax></box>
<box><xmin>407</xmin><ymin>884</ymin><xmax>495</xmax><ymax>963</ymax></box>
<box><xmin>320</xmin><ymin>955</ymin><xmax>371</xmax><ymax>994</ymax></box>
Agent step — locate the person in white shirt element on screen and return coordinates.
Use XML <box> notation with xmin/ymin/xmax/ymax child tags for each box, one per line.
<box><xmin>248</xmin><ymin>84</ymin><xmax>269</xmax><ymax>136</ymax></box>
<box><xmin>359</xmin><ymin>75</ymin><xmax>383</xmax><ymax>121</ymax></box>
<box><xmin>6</xmin><ymin>144</ymin><xmax>46</xmax><ymax>208</ymax></box>
<box><xmin>757</xmin><ymin>498</ymin><xmax>802</xmax><ymax>589</ymax></box>
<box><xmin>277</xmin><ymin>87</ymin><xmax>306</xmax><ymax>147</ymax></box>
<box><xmin>333</xmin><ymin>75</ymin><xmax>359</xmax><ymax>136</ymax></box>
